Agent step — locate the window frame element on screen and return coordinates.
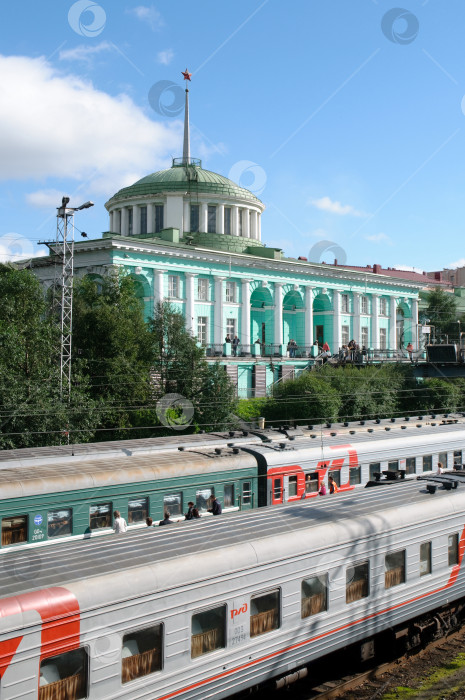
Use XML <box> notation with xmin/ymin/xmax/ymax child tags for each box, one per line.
<box><xmin>163</xmin><ymin>492</ymin><xmax>182</xmax><ymax>518</ymax></box>
<box><xmin>242</xmin><ymin>481</ymin><xmax>251</xmax><ymax>505</ymax></box>
<box><xmin>406</xmin><ymin>457</ymin><xmax>416</xmax><ymax>474</ymax></box>
<box><xmin>379</xmin><ymin>328</ymin><xmax>387</xmax><ymax>349</ymax></box>
<box><xmin>301</xmin><ymin>574</ymin><xmax>328</xmax><ymax>618</ymax></box>
<box><xmin>197</xmin><ymin>278</ymin><xmax>208</xmax><ymax>301</ymax></box>
<box><xmin>167</xmin><ymin>275</ymin><xmax>179</xmax><ymax>299</ymax></box>
<box><xmin>47</xmin><ymin>509</ymin><xmax>73</xmax><ymax>539</ymax></box>
<box><xmin>420</xmin><ymin>541</ymin><xmax>432</xmax><ymax>576</ymax></box>
<box><xmin>191</xmin><ymin>604</ymin><xmax>226</xmax><ymax>659</ymax></box>
<box><xmin>349</xmin><ymin>466</ymin><xmax>361</xmax><ymax>485</ymax></box>
<box><xmin>448</xmin><ymin>533</ymin><xmax>459</xmax><ymax>567</ymax></box>
<box><xmin>423</xmin><ymin>455</ymin><xmax>433</xmax><ymax>472</ymax></box>
<box><xmin>385</xmin><ymin>549</ymin><xmax>406</xmax><ymax>589</ymax></box>
<box><xmin>341</xmin><ymin>294</ymin><xmax>349</xmax><ymax>313</ymax></box>
<box><xmin>288</xmin><ymin>475</ymin><xmax>298</xmax><ymax>498</ymax></box>
<box><xmin>346</xmin><ymin>560</ymin><xmax>369</xmax><ymax>604</ymax></box>
<box><xmin>197</xmin><ymin>316</ymin><xmax>208</xmax><ymax>346</ymax></box>
<box><xmin>154</xmin><ymin>204</ymin><xmax>164</xmax><ymax>233</ymax></box>
<box><xmin>207</xmin><ymin>205</ymin><xmax>217</xmax><ymax>234</ymax></box>
<box><xmin>121</xmin><ymin>623</ymin><xmax>163</xmax><ymax>683</ymax></box>
<box><xmin>127</xmin><ymin>497</ymin><xmax>149</xmax><ymax>525</ymax></box>
<box><xmin>361</xmin><ymin>296</ymin><xmax>368</xmax><ymax>314</ymax></box>
<box><xmin>190</xmin><ymin>204</ymin><xmax>200</xmax><ymax>233</ymax></box>
<box><xmin>39</xmin><ymin>646</ymin><xmax>89</xmax><ymax>700</ymax></box>
<box><xmin>225</xmin><ymin>281</ymin><xmax>236</xmax><ymax>303</ymax></box>
<box><xmin>140</xmin><ymin>206</ymin><xmax>147</xmax><ymax>235</ymax></box>
<box><xmin>250</xmin><ymin>588</ymin><xmax>281</xmax><ymax>638</ymax></box>
<box><xmin>1</xmin><ymin>515</ymin><xmax>28</xmax><ymax>547</ymax></box>
<box><xmin>196</xmin><ymin>487</ymin><xmax>214</xmax><ymax>513</ymax></box>
<box><xmin>89</xmin><ymin>503</ymin><xmax>112</xmax><ymax>531</ymax></box>
<box><xmin>223</xmin><ymin>484</ymin><xmax>235</xmax><ymax>508</ymax></box>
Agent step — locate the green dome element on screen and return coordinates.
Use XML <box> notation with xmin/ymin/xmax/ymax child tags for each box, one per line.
<box><xmin>107</xmin><ymin>162</ymin><xmax>262</xmax><ymax>206</ymax></box>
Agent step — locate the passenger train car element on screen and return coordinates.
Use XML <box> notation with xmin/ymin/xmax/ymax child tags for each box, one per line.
<box><xmin>1</xmin><ymin>475</ymin><xmax>465</xmax><ymax>699</ymax></box>
<box><xmin>0</xmin><ymin>415</ymin><xmax>465</xmax><ymax>553</ymax></box>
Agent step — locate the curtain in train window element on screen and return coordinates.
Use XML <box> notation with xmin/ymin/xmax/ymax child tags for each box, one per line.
<box><xmin>39</xmin><ymin>648</ymin><xmax>88</xmax><ymax>700</ymax></box>
<box><xmin>420</xmin><ymin>541</ymin><xmax>432</xmax><ymax>576</ymax></box>
<box><xmin>1</xmin><ymin>515</ymin><xmax>27</xmax><ymax>546</ymax></box>
<box><xmin>48</xmin><ymin>509</ymin><xmax>72</xmax><ymax>538</ymax></box>
<box><xmin>250</xmin><ymin>590</ymin><xmax>280</xmax><ymax>638</ymax></box>
<box><xmin>122</xmin><ymin>625</ymin><xmax>163</xmax><ymax>683</ymax></box>
<box><xmin>128</xmin><ymin>498</ymin><xmax>148</xmax><ymax>524</ymax></box>
<box><xmin>301</xmin><ymin>575</ymin><xmax>327</xmax><ymax>618</ymax></box>
<box><xmin>191</xmin><ymin>606</ymin><xmax>226</xmax><ymax>658</ymax></box>
<box><xmin>406</xmin><ymin>457</ymin><xmax>416</xmax><ymax>474</ymax></box>
<box><xmin>385</xmin><ymin>550</ymin><xmax>405</xmax><ymax>588</ymax></box>
<box><xmin>448</xmin><ymin>533</ymin><xmax>459</xmax><ymax>566</ymax></box>
<box><xmin>89</xmin><ymin>503</ymin><xmax>112</xmax><ymax>530</ymax></box>
<box><xmin>223</xmin><ymin>484</ymin><xmax>234</xmax><ymax>508</ymax></box>
<box><xmin>346</xmin><ymin>561</ymin><xmax>369</xmax><ymax>603</ymax></box>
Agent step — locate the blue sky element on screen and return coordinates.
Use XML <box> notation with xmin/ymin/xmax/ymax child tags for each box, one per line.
<box><xmin>1</xmin><ymin>0</ymin><xmax>464</xmax><ymax>271</ymax></box>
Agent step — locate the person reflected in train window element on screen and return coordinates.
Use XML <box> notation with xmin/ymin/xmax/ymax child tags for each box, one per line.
<box><xmin>185</xmin><ymin>502</ymin><xmax>196</xmax><ymax>520</ymax></box>
<box><xmin>113</xmin><ymin>510</ymin><xmax>128</xmax><ymax>534</ymax></box>
<box><xmin>208</xmin><ymin>496</ymin><xmax>222</xmax><ymax>516</ymax></box>
<box><xmin>192</xmin><ymin>506</ymin><xmax>201</xmax><ymax>518</ymax></box>
<box><xmin>328</xmin><ymin>476</ymin><xmax>338</xmax><ymax>494</ymax></box>
<box><xmin>318</xmin><ymin>482</ymin><xmax>327</xmax><ymax>496</ymax></box>
<box><xmin>437</xmin><ymin>462</ymin><xmax>444</xmax><ymax>475</ymax></box>
<box><xmin>146</xmin><ymin>517</ymin><xmax>153</xmax><ymax>526</ymax></box>
<box><xmin>159</xmin><ymin>511</ymin><xmax>173</xmax><ymax>526</ymax></box>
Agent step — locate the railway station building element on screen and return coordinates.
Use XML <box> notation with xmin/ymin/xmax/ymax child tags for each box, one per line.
<box><xmin>29</xmin><ymin>82</ymin><xmax>432</xmax><ymax>398</ymax></box>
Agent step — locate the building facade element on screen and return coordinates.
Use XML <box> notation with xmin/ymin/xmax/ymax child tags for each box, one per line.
<box><xmin>29</xmin><ymin>84</ymin><xmax>430</xmax><ymax>397</ymax></box>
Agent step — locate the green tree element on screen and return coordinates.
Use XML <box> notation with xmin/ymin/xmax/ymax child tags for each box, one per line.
<box><xmin>425</xmin><ymin>287</ymin><xmax>458</xmax><ymax>337</ymax></box>
<box><xmin>263</xmin><ymin>372</ymin><xmax>341</xmax><ymax>425</ymax></box>
<box><xmin>0</xmin><ymin>265</ymin><xmax>97</xmax><ymax>448</ymax></box>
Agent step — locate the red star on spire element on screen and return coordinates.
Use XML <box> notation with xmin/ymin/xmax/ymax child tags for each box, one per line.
<box><xmin>181</xmin><ymin>68</ymin><xmax>192</xmax><ymax>82</ymax></box>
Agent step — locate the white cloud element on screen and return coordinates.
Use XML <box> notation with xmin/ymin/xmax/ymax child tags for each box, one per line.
<box><xmin>157</xmin><ymin>49</ymin><xmax>174</xmax><ymax>66</ymax></box>
<box><xmin>365</xmin><ymin>233</ymin><xmax>392</xmax><ymax>244</ymax></box>
<box><xmin>128</xmin><ymin>6</ymin><xmax>164</xmax><ymax>30</ymax></box>
<box><xmin>0</xmin><ymin>55</ymin><xmax>182</xmax><ymax>197</ymax></box>
<box><xmin>0</xmin><ymin>233</ymin><xmax>47</xmax><ymax>263</ymax></box>
<box><xmin>449</xmin><ymin>258</ymin><xmax>465</xmax><ymax>269</ymax></box>
<box><xmin>26</xmin><ymin>189</ymin><xmax>67</xmax><ymax>209</ymax></box>
<box><xmin>59</xmin><ymin>41</ymin><xmax>113</xmax><ymax>64</ymax></box>
<box><xmin>394</xmin><ymin>265</ymin><xmax>424</xmax><ymax>274</ymax></box>
<box><xmin>309</xmin><ymin>196</ymin><xmax>366</xmax><ymax>217</ymax></box>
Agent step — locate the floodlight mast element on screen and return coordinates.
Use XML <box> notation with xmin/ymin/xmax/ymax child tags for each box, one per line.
<box><xmin>55</xmin><ymin>197</ymin><xmax>94</xmax><ymax>401</ymax></box>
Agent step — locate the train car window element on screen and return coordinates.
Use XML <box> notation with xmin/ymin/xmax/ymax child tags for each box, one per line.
<box><xmin>406</xmin><ymin>457</ymin><xmax>416</xmax><ymax>475</ymax></box>
<box><xmin>90</xmin><ymin>503</ymin><xmax>112</xmax><ymax>530</ymax></box>
<box><xmin>305</xmin><ymin>473</ymin><xmax>319</xmax><ymax>493</ymax></box>
<box><xmin>346</xmin><ymin>562</ymin><xmax>369</xmax><ymax>603</ymax></box>
<box><xmin>39</xmin><ymin>648</ymin><xmax>88</xmax><ymax>700</ymax></box>
<box><xmin>47</xmin><ymin>509</ymin><xmax>72</xmax><ymax>538</ymax></box>
<box><xmin>349</xmin><ymin>467</ymin><xmax>361</xmax><ymax>485</ymax></box>
<box><xmin>448</xmin><ymin>533</ymin><xmax>459</xmax><ymax>566</ymax></box>
<box><xmin>128</xmin><ymin>498</ymin><xmax>149</xmax><ymax>524</ymax></box>
<box><xmin>388</xmin><ymin>460</ymin><xmax>399</xmax><ymax>471</ymax></box>
<box><xmin>163</xmin><ymin>492</ymin><xmax>182</xmax><ymax>517</ymax></box>
<box><xmin>423</xmin><ymin>455</ymin><xmax>433</xmax><ymax>472</ymax></box>
<box><xmin>122</xmin><ymin>625</ymin><xmax>163</xmax><ymax>683</ymax></box>
<box><xmin>438</xmin><ymin>452</ymin><xmax>448</xmax><ymax>469</ymax></box>
<box><xmin>328</xmin><ymin>470</ymin><xmax>340</xmax><ymax>487</ymax></box>
<box><xmin>420</xmin><ymin>542</ymin><xmax>432</xmax><ymax>576</ymax></box>
<box><xmin>385</xmin><ymin>550</ymin><xmax>406</xmax><ymax>588</ymax></box>
<box><xmin>1</xmin><ymin>515</ymin><xmax>27</xmax><ymax>546</ymax></box>
<box><xmin>191</xmin><ymin>605</ymin><xmax>226</xmax><ymax>658</ymax></box>
<box><xmin>273</xmin><ymin>478</ymin><xmax>282</xmax><ymax>500</ymax></box>
<box><xmin>242</xmin><ymin>482</ymin><xmax>251</xmax><ymax>505</ymax></box>
<box><xmin>224</xmin><ymin>484</ymin><xmax>235</xmax><ymax>508</ymax></box>
<box><xmin>288</xmin><ymin>476</ymin><xmax>298</xmax><ymax>497</ymax></box>
<box><xmin>454</xmin><ymin>451</ymin><xmax>462</xmax><ymax>467</ymax></box>
<box><xmin>196</xmin><ymin>488</ymin><xmax>213</xmax><ymax>513</ymax></box>
<box><xmin>250</xmin><ymin>590</ymin><xmax>280</xmax><ymax>638</ymax></box>
<box><xmin>301</xmin><ymin>575</ymin><xmax>327</xmax><ymax>618</ymax></box>
<box><xmin>369</xmin><ymin>463</ymin><xmax>381</xmax><ymax>480</ymax></box>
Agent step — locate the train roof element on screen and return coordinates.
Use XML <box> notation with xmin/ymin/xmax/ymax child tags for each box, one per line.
<box><xmin>0</xmin><ymin>447</ymin><xmax>257</xmax><ymax>501</ymax></box>
<box><xmin>0</xmin><ymin>430</ymin><xmax>264</xmax><ymax>468</ymax></box>
<box><xmin>1</xmin><ymin>476</ymin><xmax>464</xmax><ymax>616</ymax></box>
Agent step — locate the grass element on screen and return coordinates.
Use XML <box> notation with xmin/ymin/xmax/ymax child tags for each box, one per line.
<box><xmin>382</xmin><ymin>652</ymin><xmax>465</xmax><ymax>699</ymax></box>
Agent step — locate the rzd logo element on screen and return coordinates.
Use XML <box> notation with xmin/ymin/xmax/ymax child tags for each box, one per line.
<box><xmin>231</xmin><ymin>603</ymin><xmax>247</xmax><ymax>620</ymax></box>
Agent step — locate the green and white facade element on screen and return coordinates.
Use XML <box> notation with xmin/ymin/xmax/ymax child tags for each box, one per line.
<box><xmin>31</xmin><ymin>87</ymin><xmax>429</xmax><ymax>397</ymax></box>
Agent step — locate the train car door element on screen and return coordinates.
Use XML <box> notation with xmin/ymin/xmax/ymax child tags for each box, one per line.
<box><xmin>271</xmin><ymin>476</ymin><xmax>283</xmax><ymax>505</ymax></box>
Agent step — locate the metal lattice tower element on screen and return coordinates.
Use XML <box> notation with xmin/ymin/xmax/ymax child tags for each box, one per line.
<box><xmin>55</xmin><ymin>199</ymin><xmax>75</xmax><ymax>400</ymax></box>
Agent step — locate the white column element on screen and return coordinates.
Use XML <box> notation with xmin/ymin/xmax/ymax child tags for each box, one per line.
<box><xmin>353</xmin><ymin>293</ymin><xmax>361</xmax><ymax>345</ymax></box>
<box><xmin>232</xmin><ymin>206</ymin><xmax>239</xmax><ymax>236</ymax></box>
<box><xmin>333</xmin><ymin>290</ymin><xmax>341</xmax><ymax>351</ymax></box>
<box><xmin>133</xmin><ymin>205</ymin><xmax>140</xmax><ymax>236</ymax></box>
<box><xmin>274</xmin><ymin>282</ymin><xmax>283</xmax><ymax>347</ymax></box>
<box><xmin>250</xmin><ymin>210</ymin><xmax>258</xmax><ymax>240</ymax></box>
<box><xmin>183</xmin><ymin>200</ymin><xmax>189</xmax><ymax>233</ymax></box>
<box><xmin>241</xmin><ymin>279</ymin><xmax>251</xmax><ymax>347</ymax></box>
<box><xmin>121</xmin><ymin>207</ymin><xmax>129</xmax><ymax>236</ymax></box>
<box><xmin>154</xmin><ymin>270</ymin><xmax>164</xmax><ymax>310</ymax></box>
<box><xmin>389</xmin><ymin>296</ymin><xmax>397</xmax><ymax>349</ymax></box>
<box><xmin>214</xmin><ymin>277</ymin><xmax>224</xmax><ymax>346</ymax></box>
<box><xmin>114</xmin><ymin>210</ymin><xmax>121</xmax><ymax>234</ymax></box>
<box><xmin>257</xmin><ymin>213</ymin><xmax>261</xmax><ymax>241</ymax></box>
<box><xmin>411</xmin><ymin>298</ymin><xmax>419</xmax><ymax>348</ymax></box>
<box><xmin>185</xmin><ymin>273</ymin><xmax>196</xmax><ymax>334</ymax></box>
<box><xmin>305</xmin><ymin>286</ymin><xmax>314</xmax><ymax>347</ymax></box>
<box><xmin>371</xmin><ymin>294</ymin><xmax>379</xmax><ymax>348</ymax></box>
<box><xmin>201</xmin><ymin>203</ymin><xmax>208</xmax><ymax>232</ymax></box>
<box><xmin>217</xmin><ymin>204</ymin><xmax>224</xmax><ymax>235</ymax></box>
<box><xmin>146</xmin><ymin>203</ymin><xmax>154</xmax><ymax>234</ymax></box>
<box><xmin>242</xmin><ymin>208</ymin><xmax>250</xmax><ymax>238</ymax></box>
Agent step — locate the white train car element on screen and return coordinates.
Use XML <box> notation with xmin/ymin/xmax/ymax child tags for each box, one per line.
<box><xmin>0</xmin><ymin>476</ymin><xmax>464</xmax><ymax>699</ymax></box>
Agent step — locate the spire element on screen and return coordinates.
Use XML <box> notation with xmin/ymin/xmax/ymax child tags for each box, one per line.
<box><xmin>181</xmin><ymin>68</ymin><xmax>192</xmax><ymax>165</ymax></box>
